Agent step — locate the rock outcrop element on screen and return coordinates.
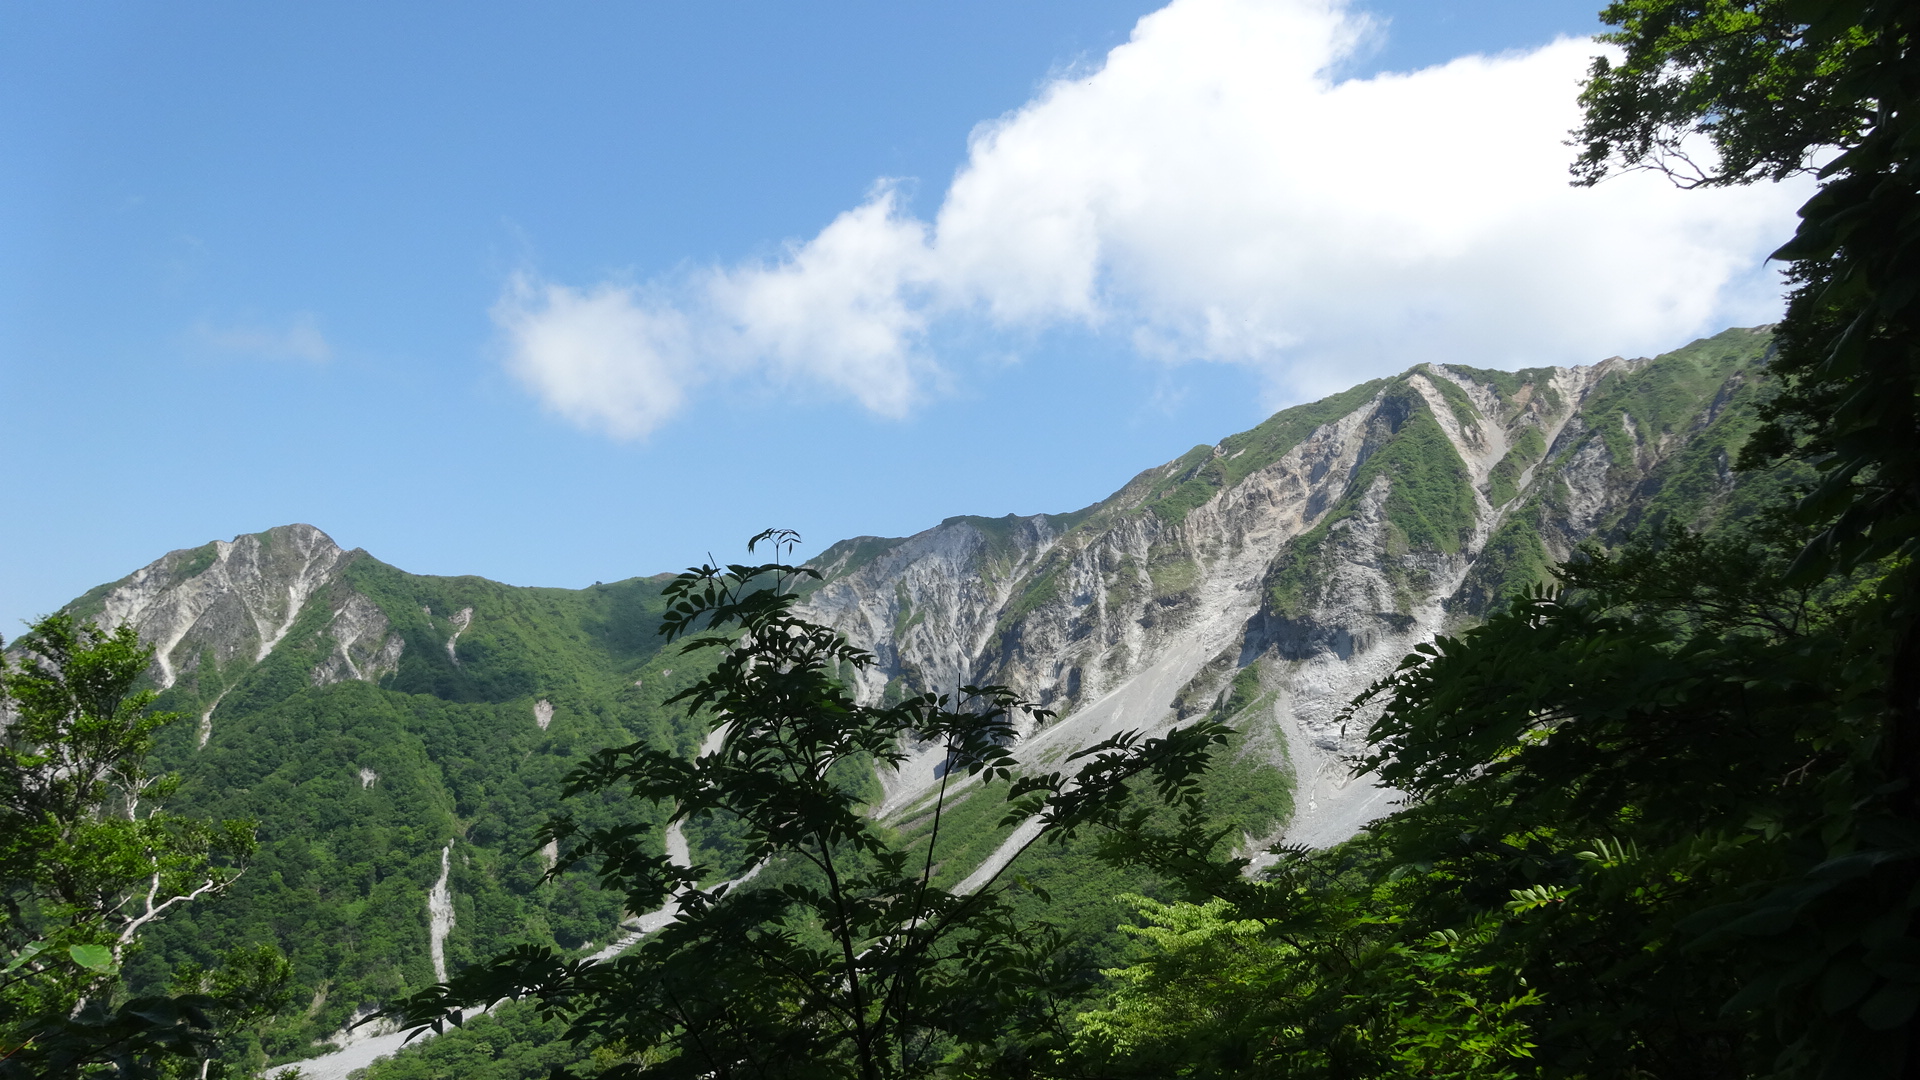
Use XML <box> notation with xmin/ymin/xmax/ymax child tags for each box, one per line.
<box><xmin>83</xmin><ymin>524</ymin><xmax>350</xmax><ymax>688</ymax></box>
<box><xmin>801</xmin><ymin>328</ymin><xmax>1777</xmax><ymax>844</ymax></box>
<box><xmin>63</xmin><ymin>523</ymin><xmax>407</xmax><ymax>696</ymax></box>
<box><xmin>19</xmin><ymin>327</ymin><xmax>1778</xmax><ymax>1077</ymax></box>
<box><xmin>46</xmin><ymin>331</ymin><xmax>1775</xmax><ymax>872</ymax></box>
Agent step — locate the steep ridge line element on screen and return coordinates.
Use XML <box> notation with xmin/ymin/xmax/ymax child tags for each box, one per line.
<box><xmin>805</xmin><ymin>331</ymin><xmax>1772</xmax><ymax>856</ymax></box>
<box><xmin>35</xmin><ymin>328</ymin><xmax>1773</xmax><ymax>1077</ymax></box>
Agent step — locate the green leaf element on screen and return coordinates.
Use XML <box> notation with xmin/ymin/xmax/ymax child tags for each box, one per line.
<box><xmin>68</xmin><ymin>943</ymin><xmax>116</xmax><ymax>974</ymax></box>
<box><xmin>1864</xmin><ymin>938</ymin><xmax>1920</xmax><ymax>984</ymax></box>
<box><xmin>1819</xmin><ymin>959</ymin><xmax>1876</xmax><ymax>1014</ymax></box>
<box><xmin>1857</xmin><ymin>981</ymin><xmax>1920</xmax><ymax>1031</ymax></box>
<box><xmin>3</xmin><ymin>940</ymin><xmax>48</xmax><ymax>974</ymax></box>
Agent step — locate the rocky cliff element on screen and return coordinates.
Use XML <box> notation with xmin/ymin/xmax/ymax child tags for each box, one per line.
<box><xmin>61</xmin><ymin>525</ymin><xmax>407</xmax><ymax>741</ymax></box>
<box><xmin>35</xmin><ymin>532</ymin><xmax>688</xmax><ymax>1057</ymax></box>
<box><xmin>799</xmin><ymin>326</ymin><xmax>1779</xmax><ymax>847</ymax></box>
<box><xmin>21</xmin><ymin>326</ymin><xmax>1779</xmax><ymax>1067</ymax></box>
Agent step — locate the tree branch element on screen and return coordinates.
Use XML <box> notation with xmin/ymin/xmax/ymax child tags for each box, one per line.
<box><xmin>114</xmin><ymin>870</ymin><xmax>236</xmax><ymax>961</ymax></box>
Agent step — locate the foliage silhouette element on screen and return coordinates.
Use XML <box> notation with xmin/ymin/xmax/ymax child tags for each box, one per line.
<box><xmin>378</xmin><ymin>531</ymin><xmax>1231</xmax><ymax>1079</ymax></box>
<box><xmin>1574</xmin><ymin>0</ymin><xmax>1920</xmax><ymax>1070</ymax></box>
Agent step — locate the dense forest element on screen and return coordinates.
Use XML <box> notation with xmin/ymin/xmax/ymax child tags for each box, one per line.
<box><xmin>5</xmin><ymin>0</ymin><xmax>1919</xmax><ymax>1076</ymax></box>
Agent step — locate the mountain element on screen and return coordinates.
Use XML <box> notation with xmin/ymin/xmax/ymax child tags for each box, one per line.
<box><xmin>27</xmin><ymin>325</ymin><xmax>1781</xmax><ymax>1068</ymax></box>
<box><xmin>50</xmin><ymin>527</ymin><xmax>696</xmax><ymax>1059</ymax></box>
<box><xmin>800</xmin><ymin>325</ymin><xmax>1780</xmax><ymax>851</ymax></box>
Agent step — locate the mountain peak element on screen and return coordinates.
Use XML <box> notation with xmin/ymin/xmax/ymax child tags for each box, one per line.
<box><xmin>66</xmin><ymin>523</ymin><xmax>355</xmax><ymax>688</ymax></box>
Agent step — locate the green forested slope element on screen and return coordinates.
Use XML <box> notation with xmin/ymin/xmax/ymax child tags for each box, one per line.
<box><xmin>118</xmin><ymin>565</ymin><xmax>716</xmax><ymax>1059</ymax></box>
<box><xmin>1455</xmin><ymin>327</ymin><xmax>1789</xmax><ymax>613</ymax></box>
<box><xmin>49</xmin><ymin>328</ymin><xmax>1786</xmax><ymax>1074</ymax></box>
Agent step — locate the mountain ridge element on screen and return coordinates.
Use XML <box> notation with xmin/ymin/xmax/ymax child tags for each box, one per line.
<box><xmin>19</xmin><ymin>325</ymin><xmax>1784</xmax><ymax>1070</ymax></box>
<box><xmin>796</xmin><ymin>327</ymin><xmax>1778</xmax><ymax>847</ymax></box>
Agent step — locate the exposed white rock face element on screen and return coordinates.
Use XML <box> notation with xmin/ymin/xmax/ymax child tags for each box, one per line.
<box><xmin>445</xmin><ymin>607</ymin><xmax>473</xmax><ymax>665</ymax></box>
<box><xmin>428</xmin><ymin>843</ymin><xmax>455</xmax><ymax>983</ymax></box>
<box><xmin>804</xmin><ymin>515</ymin><xmax>1068</xmax><ymax>707</ymax></box>
<box><xmin>534</xmin><ymin>699</ymin><xmax>554</xmax><ymax>730</ymax></box>
<box><xmin>310</xmin><ymin>592</ymin><xmax>404</xmax><ymax>687</ymax></box>
<box><xmin>1560</xmin><ymin>434</ymin><xmax>1618</xmax><ymax>536</ymax></box>
<box><xmin>90</xmin><ymin>524</ymin><xmax>349</xmax><ymax>688</ymax></box>
<box><xmin>196</xmin><ymin>687</ymin><xmax>230</xmax><ymax>749</ymax></box>
<box><xmin>801</xmin><ymin>343</ymin><xmax>1759</xmax><ymax>851</ymax></box>
<box><xmin>63</xmin><ymin>524</ymin><xmax>411</xmax><ymax>695</ymax></box>
<box><xmin>358</xmin><ymin>768</ymin><xmax>378</xmax><ymax>789</ymax></box>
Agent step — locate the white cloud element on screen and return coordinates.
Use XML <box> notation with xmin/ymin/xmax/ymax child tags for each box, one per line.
<box><xmin>493</xmin><ymin>276</ymin><xmax>693</xmax><ymax>440</ymax></box>
<box><xmin>504</xmin><ymin>0</ymin><xmax>1810</xmax><ymax>437</ymax></box>
<box><xmin>195</xmin><ymin>313</ymin><xmax>332</xmax><ymax>363</ymax></box>
<box><xmin>706</xmin><ymin>185</ymin><xmax>937</xmax><ymax>417</ymax></box>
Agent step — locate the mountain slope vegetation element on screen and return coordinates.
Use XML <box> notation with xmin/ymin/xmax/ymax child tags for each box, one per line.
<box><xmin>27</xmin><ymin>326</ymin><xmax>1782</xmax><ymax>1071</ymax></box>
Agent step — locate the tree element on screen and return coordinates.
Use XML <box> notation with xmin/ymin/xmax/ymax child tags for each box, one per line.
<box><xmin>165</xmin><ymin>944</ymin><xmax>298</xmax><ymax>1080</ymax></box>
<box><xmin>380</xmin><ymin>532</ymin><xmax>1232</xmax><ymax>1079</ymax></box>
<box><xmin>1057</xmin><ymin>8</ymin><xmax>1920</xmax><ymax>1070</ymax></box>
<box><xmin>1</xmin><ymin>615</ymin><xmax>257</xmax><ymax>1077</ymax></box>
<box><xmin>1070</xmin><ymin>890</ymin><xmax>1541</xmax><ymax>1080</ymax></box>
<box><xmin>1575</xmin><ymin>0</ymin><xmax>1920</xmax><ymax>618</ymax></box>
<box><xmin>1349</xmin><ymin>527</ymin><xmax>1867</xmax><ymax>1075</ymax></box>
<box><xmin>1049</xmin><ymin>525</ymin><xmax>1857</xmax><ymax>1078</ymax></box>
<box><xmin>1572</xmin><ymin>1</ymin><xmax>1920</xmax><ymax>1072</ymax></box>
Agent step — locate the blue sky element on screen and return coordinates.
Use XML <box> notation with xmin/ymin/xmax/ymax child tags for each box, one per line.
<box><xmin>0</xmin><ymin>0</ymin><xmax>1807</xmax><ymax>632</ymax></box>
